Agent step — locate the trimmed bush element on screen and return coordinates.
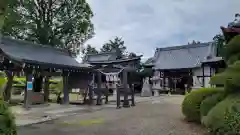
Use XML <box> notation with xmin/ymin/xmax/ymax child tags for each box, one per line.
<box><xmin>203</xmin><ymin>94</ymin><xmax>240</xmax><ymax>135</ymax></box>
<box><xmin>0</xmin><ymin>98</ymin><xmax>17</xmax><ymax>135</ymax></box>
<box><xmin>200</xmin><ymin>92</ymin><xmax>226</xmax><ymax>122</ymax></box>
<box><xmin>224</xmin><ymin>35</ymin><xmax>240</xmax><ymax>63</ymax></box>
<box><xmin>181</xmin><ymin>88</ymin><xmax>221</xmax><ymax>122</ymax></box>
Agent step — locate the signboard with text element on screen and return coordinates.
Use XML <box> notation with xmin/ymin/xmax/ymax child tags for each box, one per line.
<box><xmin>27</xmin><ymin>82</ymin><xmax>33</xmax><ymax>91</ymax></box>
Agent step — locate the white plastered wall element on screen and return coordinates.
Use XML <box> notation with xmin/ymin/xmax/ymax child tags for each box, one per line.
<box><xmin>192</xmin><ymin>66</ymin><xmax>213</xmax><ymax>88</ymax></box>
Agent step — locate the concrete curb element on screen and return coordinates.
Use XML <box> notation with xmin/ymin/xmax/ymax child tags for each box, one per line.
<box><xmin>16</xmin><ymin>108</ymin><xmax>103</xmax><ymax>127</ymax></box>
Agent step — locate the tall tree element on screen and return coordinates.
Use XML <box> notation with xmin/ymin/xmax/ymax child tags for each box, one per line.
<box><xmin>82</xmin><ymin>44</ymin><xmax>99</xmax><ymax>55</ymax></box>
<box><xmin>213</xmin><ymin>34</ymin><xmax>225</xmax><ymax>57</ymax></box>
<box><xmin>2</xmin><ymin>0</ymin><xmax>94</xmax><ymax>56</ymax></box>
<box><xmin>188</xmin><ymin>40</ymin><xmax>201</xmax><ymax>45</ymax></box>
<box><xmin>0</xmin><ymin>0</ymin><xmax>7</xmax><ymax>33</ymax></box>
<box><xmin>128</xmin><ymin>52</ymin><xmax>137</xmax><ymax>58</ymax></box>
<box><xmin>100</xmin><ymin>37</ymin><xmax>126</xmax><ymax>59</ymax></box>
<box><xmin>0</xmin><ymin>0</ymin><xmax>14</xmax><ymax>102</ymax></box>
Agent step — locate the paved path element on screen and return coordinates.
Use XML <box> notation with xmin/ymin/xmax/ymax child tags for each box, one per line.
<box><xmin>18</xmin><ymin>95</ymin><xmax>206</xmax><ymax>135</ymax></box>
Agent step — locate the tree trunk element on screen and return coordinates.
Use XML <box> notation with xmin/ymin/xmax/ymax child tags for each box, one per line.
<box><xmin>4</xmin><ymin>71</ymin><xmax>13</xmax><ymax>102</ymax></box>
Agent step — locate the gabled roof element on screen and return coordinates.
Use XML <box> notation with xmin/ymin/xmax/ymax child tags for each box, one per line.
<box><xmin>153</xmin><ymin>42</ymin><xmax>216</xmax><ymax>70</ymax></box>
<box><xmin>83</xmin><ymin>52</ymin><xmax>142</xmax><ymax>65</ymax></box>
<box><xmin>0</xmin><ymin>36</ymin><xmax>90</xmax><ymax>69</ymax></box>
<box><xmin>201</xmin><ymin>56</ymin><xmax>223</xmax><ymax>63</ymax></box>
<box><xmin>144</xmin><ymin>57</ymin><xmax>154</xmax><ymax>66</ymax></box>
<box><xmin>83</xmin><ymin>52</ymin><xmax>117</xmax><ymax>63</ymax></box>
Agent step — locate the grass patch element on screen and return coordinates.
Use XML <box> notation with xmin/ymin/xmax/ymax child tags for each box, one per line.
<box><xmin>60</xmin><ymin>118</ymin><xmax>105</xmax><ymax>126</ymax></box>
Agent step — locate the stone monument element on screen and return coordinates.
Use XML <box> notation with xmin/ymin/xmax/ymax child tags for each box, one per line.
<box><xmin>141</xmin><ymin>77</ymin><xmax>152</xmax><ymax>97</ymax></box>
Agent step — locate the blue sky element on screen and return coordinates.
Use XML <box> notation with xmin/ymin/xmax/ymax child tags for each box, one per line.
<box><xmin>78</xmin><ymin>0</ymin><xmax>240</xmax><ymax>61</ymax></box>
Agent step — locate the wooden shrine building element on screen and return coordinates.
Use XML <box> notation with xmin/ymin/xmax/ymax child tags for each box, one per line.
<box><xmin>0</xmin><ymin>36</ymin><xmax>92</xmax><ymax>108</ymax></box>
<box><xmin>151</xmin><ymin>42</ymin><xmax>225</xmax><ymax>94</ymax></box>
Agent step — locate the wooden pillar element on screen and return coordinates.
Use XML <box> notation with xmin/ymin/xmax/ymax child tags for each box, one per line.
<box><xmin>131</xmin><ymin>84</ymin><xmax>135</xmax><ymax>106</ymax></box>
<box><xmin>202</xmin><ymin>64</ymin><xmax>205</xmax><ymax>87</ymax></box>
<box><xmin>88</xmin><ymin>73</ymin><xmax>94</xmax><ymax>105</ymax></box>
<box><xmin>63</xmin><ymin>72</ymin><xmax>69</xmax><ymax>104</ymax></box>
<box><xmin>116</xmin><ymin>84</ymin><xmax>121</xmax><ymax>109</ymax></box>
<box><xmin>24</xmin><ymin>70</ymin><xmax>33</xmax><ymax>109</ymax></box>
<box><xmin>210</xmin><ymin>65</ymin><xmax>212</xmax><ymax>76</ymax></box>
<box><xmin>43</xmin><ymin>76</ymin><xmax>50</xmax><ymax>102</ymax></box>
<box><xmin>96</xmin><ymin>71</ymin><xmax>102</xmax><ymax>105</ymax></box>
<box><xmin>123</xmin><ymin>69</ymin><xmax>130</xmax><ymax>108</ymax></box>
<box><xmin>188</xmin><ymin>69</ymin><xmax>192</xmax><ymax>91</ymax></box>
<box><xmin>104</xmin><ymin>87</ymin><xmax>109</xmax><ymax>104</ymax></box>
<box><xmin>163</xmin><ymin>71</ymin><xmax>165</xmax><ymax>91</ymax></box>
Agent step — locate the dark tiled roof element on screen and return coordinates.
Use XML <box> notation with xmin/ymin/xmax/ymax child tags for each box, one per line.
<box><xmin>83</xmin><ymin>52</ymin><xmax>117</xmax><ymax>63</ymax></box>
<box><xmin>153</xmin><ymin>42</ymin><xmax>216</xmax><ymax>70</ymax></box>
<box><xmin>143</xmin><ymin>57</ymin><xmax>154</xmax><ymax>66</ymax></box>
<box><xmin>88</xmin><ymin>56</ymin><xmax>142</xmax><ymax>64</ymax></box>
<box><xmin>83</xmin><ymin>52</ymin><xmax>142</xmax><ymax>64</ymax></box>
<box><xmin>201</xmin><ymin>56</ymin><xmax>223</xmax><ymax>63</ymax></box>
<box><xmin>0</xmin><ymin>36</ymin><xmax>90</xmax><ymax>69</ymax></box>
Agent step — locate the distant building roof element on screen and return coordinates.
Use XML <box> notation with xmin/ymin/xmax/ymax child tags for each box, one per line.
<box><xmin>83</xmin><ymin>52</ymin><xmax>142</xmax><ymax>65</ymax></box>
<box><xmin>83</xmin><ymin>52</ymin><xmax>117</xmax><ymax>63</ymax></box>
<box><xmin>153</xmin><ymin>42</ymin><xmax>217</xmax><ymax>70</ymax></box>
<box><xmin>0</xmin><ymin>36</ymin><xmax>91</xmax><ymax>69</ymax></box>
<box><xmin>143</xmin><ymin>57</ymin><xmax>154</xmax><ymax>67</ymax></box>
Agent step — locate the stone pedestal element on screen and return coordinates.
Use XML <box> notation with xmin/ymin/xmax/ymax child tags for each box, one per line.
<box><xmin>192</xmin><ymin>86</ymin><xmax>202</xmax><ymax>90</ymax></box>
<box><xmin>153</xmin><ymin>89</ymin><xmax>159</xmax><ymax>96</ymax></box>
<box><xmin>141</xmin><ymin>78</ymin><xmax>152</xmax><ymax>97</ymax></box>
<box><xmin>113</xmin><ymin>88</ymin><xmax>117</xmax><ymax>95</ymax></box>
<box><xmin>112</xmin><ymin>88</ymin><xmax>117</xmax><ymax>100</ymax></box>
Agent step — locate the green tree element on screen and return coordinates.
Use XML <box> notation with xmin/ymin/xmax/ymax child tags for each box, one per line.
<box><xmin>188</xmin><ymin>40</ymin><xmax>201</xmax><ymax>45</ymax></box>
<box><xmin>82</xmin><ymin>44</ymin><xmax>99</xmax><ymax>55</ymax></box>
<box><xmin>2</xmin><ymin>0</ymin><xmax>94</xmax><ymax>56</ymax></box>
<box><xmin>213</xmin><ymin>34</ymin><xmax>225</xmax><ymax>57</ymax></box>
<box><xmin>128</xmin><ymin>52</ymin><xmax>137</xmax><ymax>58</ymax></box>
<box><xmin>210</xmin><ymin>36</ymin><xmax>240</xmax><ymax>92</ymax></box>
<box><xmin>0</xmin><ymin>2</ymin><xmax>17</xmax><ymax>135</ymax></box>
<box><xmin>0</xmin><ymin>0</ymin><xmax>7</xmax><ymax>30</ymax></box>
<box><xmin>100</xmin><ymin>37</ymin><xmax>126</xmax><ymax>59</ymax></box>
<box><xmin>0</xmin><ymin>0</ymin><xmax>14</xmax><ymax>102</ymax></box>
<box><xmin>2</xmin><ymin>0</ymin><xmax>94</xmax><ymax>101</ymax></box>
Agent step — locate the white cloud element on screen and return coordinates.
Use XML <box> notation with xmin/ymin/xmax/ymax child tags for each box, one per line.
<box><xmin>81</xmin><ymin>0</ymin><xmax>239</xmax><ymax>61</ymax></box>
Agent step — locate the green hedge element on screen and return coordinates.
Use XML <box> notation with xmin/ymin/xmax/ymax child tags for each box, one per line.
<box><xmin>0</xmin><ymin>98</ymin><xmax>17</xmax><ymax>135</ymax></box>
<box><xmin>200</xmin><ymin>92</ymin><xmax>226</xmax><ymax>124</ymax></box>
<box><xmin>203</xmin><ymin>94</ymin><xmax>240</xmax><ymax>135</ymax></box>
<box><xmin>181</xmin><ymin>88</ymin><xmax>221</xmax><ymax>122</ymax></box>
<box><xmin>200</xmin><ymin>92</ymin><xmax>226</xmax><ymax>118</ymax></box>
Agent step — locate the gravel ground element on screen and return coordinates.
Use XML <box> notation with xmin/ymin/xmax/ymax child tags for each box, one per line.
<box><xmin>18</xmin><ymin>96</ymin><xmax>206</xmax><ymax>135</ymax></box>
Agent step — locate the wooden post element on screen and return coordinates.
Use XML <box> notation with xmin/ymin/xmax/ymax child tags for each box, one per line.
<box><xmin>131</xmin><ymin>84</ymin><xmax>135</xmax><ymax>106</ymax></box>
<box><xmin>96</xmin><ymin>71</ymin><xmax>102</xmax><ymax>105</ymax></box>
<box><xmin>104</xmin><ymin>86</ymin><xmax>109</xmax><ymax>104</ymax></box>
<box><xmin>88</xmin><ymin>73</ymin><xmax>94</xmax><ymax>105</ymax></box>
<box><xmin>116</xmin><ymin>84</ymin><xmax>121</xmax><ymax>109</ymax></box>
<box><xmin>163</xmin><ymin>71</ymin><xmax>165</xmax><ymax>91</ymax></box>
<box><xmin>123</xmin><ymin>69</ymin><xmax>130</xmax><ymax>108</ymax></box>
<box><xmin>63</xmin><ymin>72</ymin><xmax>69</xmax><ymax>104</ymax></box>
<box><xmin>202</xmin><ymin>64</ymin><xmax>205</xmax><ymax>87</ymax></box>
<box><xmin>43</xmin><ymin>76</ymin><xmax>50</xmax><ymax>102</ymax></box>
<box><xmin>24</xmin><ymin>70</ymin><xmax>33</xmax><ymax>109</ymax></box>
